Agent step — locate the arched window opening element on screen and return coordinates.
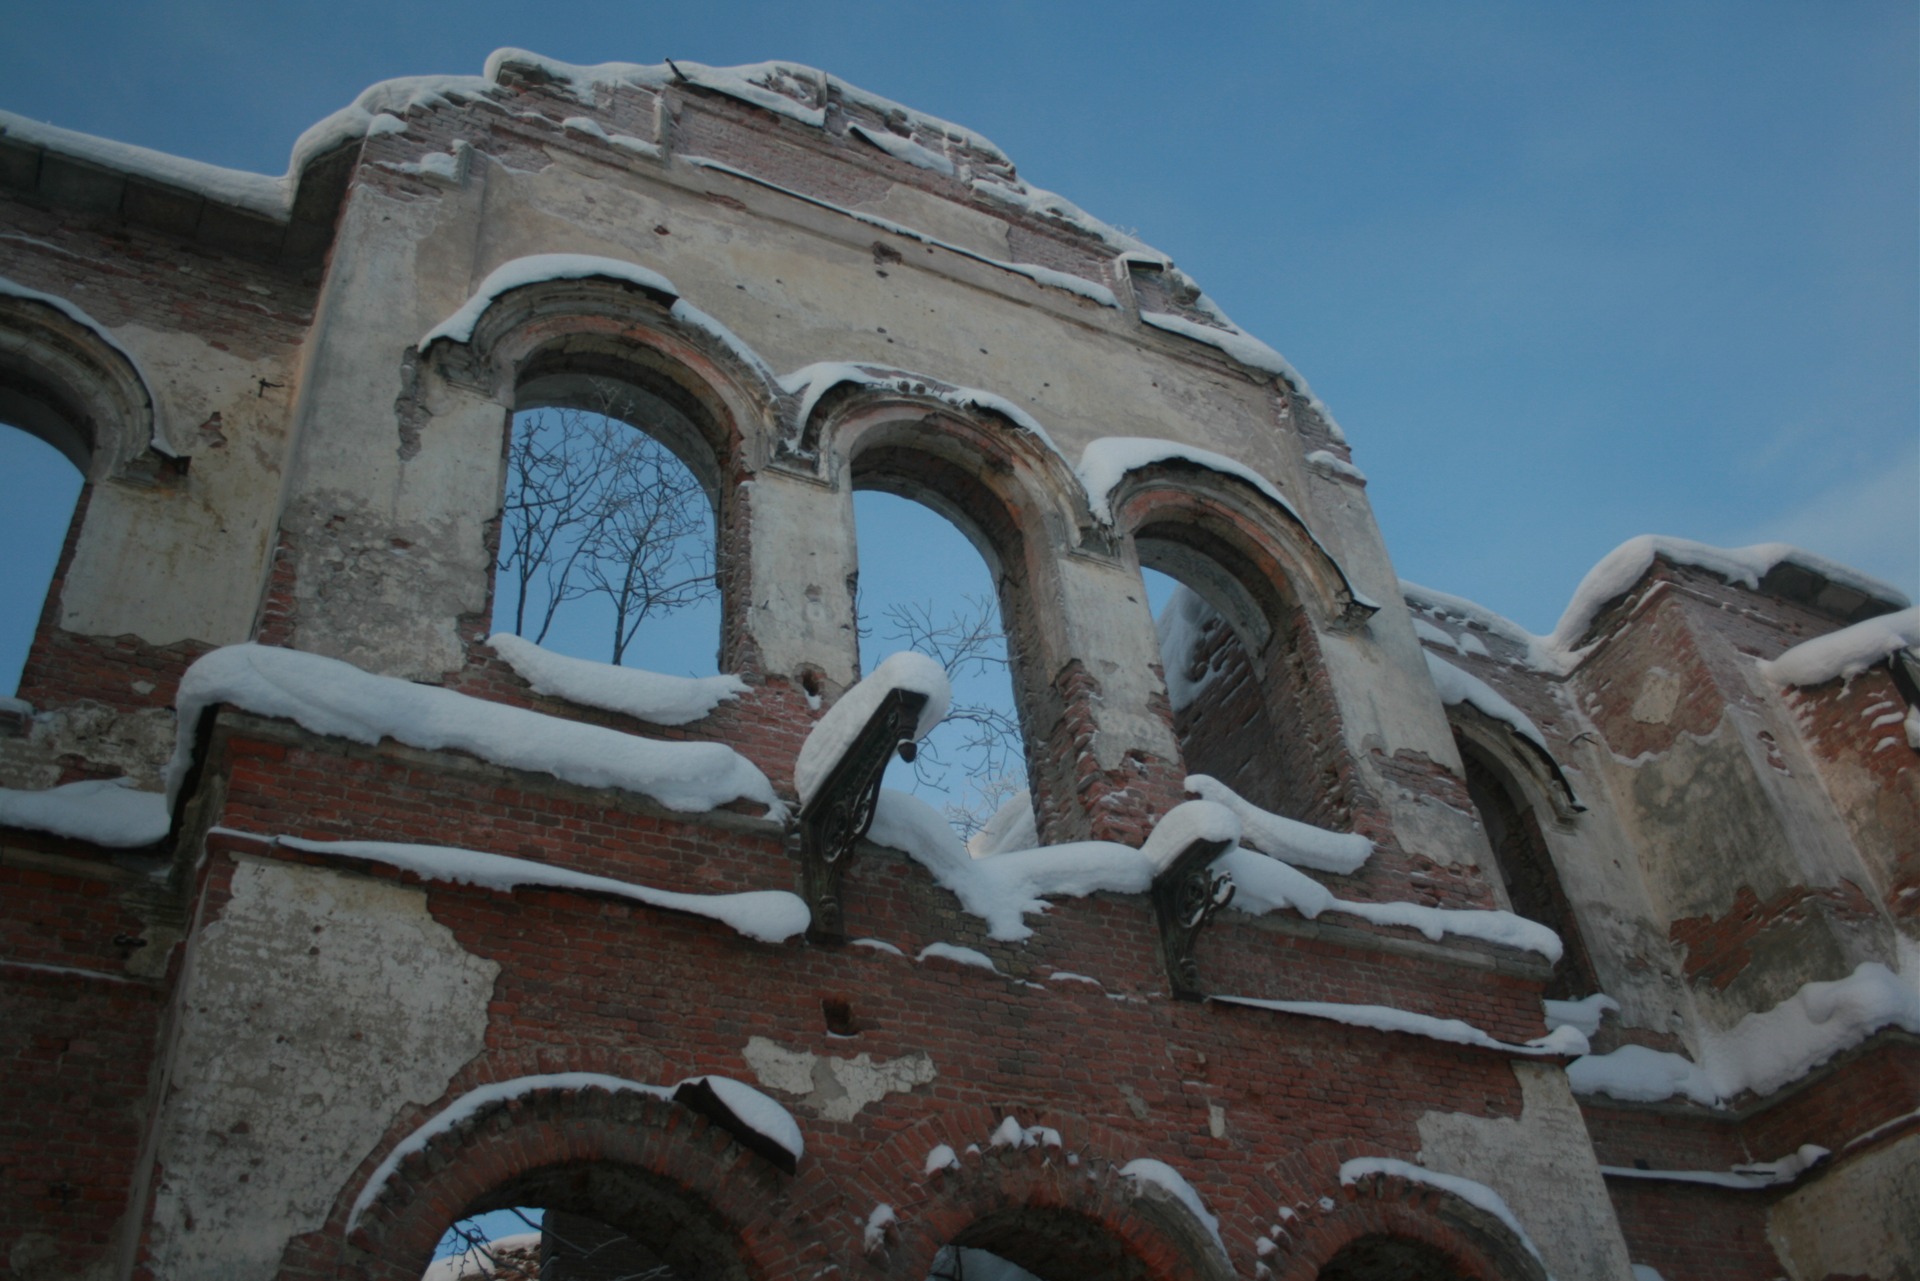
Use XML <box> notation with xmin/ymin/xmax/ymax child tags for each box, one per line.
<box><xmin>492</xmin><ymin>381</ymin><xmax>722</xmax><ymax>678</ymax></box>
<box><xmin>425</xmin><ymin>1162</ymin><xmax>748</xmax><ymax>1281</ymax></box>
<box><xmin>1459</xmin><ymin>742</ymin><xmax>1598</xmax><ymax>1000</ymax></box>
<box><xmin>854</xmin><ymin>487</ymin><xmax>1025</xmax><ymax>842</ymax></box>
<box><xmin>933</xmin><ymin>1207</ymin><xmax>1151</xmax><ymax>1281</ymax></box>
<box><xmin>0</xmin><ymin>423</ymin><xmax>85</xmax><ymax>695</ymax></box>
<box><xmin>1317</xmin><ymin>1233</ymin><xmax>1478</xmax><ymax>1281</ymax></box>
<box><xmin>1137</xmin><ymin>520</ymin><xmax>1336</xmax><ymax>829</ymax></box>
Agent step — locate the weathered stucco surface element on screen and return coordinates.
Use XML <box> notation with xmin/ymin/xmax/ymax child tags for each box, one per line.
<box><xmin>145</xmin><ymin>858</ymin><xmax>496</xmax><ymax>1280</ymax></box>
<box><xmin>1766</xmin><ymin>1136</ymin><xmax>1920</xmax><ymax>1281</ymax></box>
<box><xmin>1417</xmin><ymin>1062</ymin><xmax>1636</xmax><ymax>1281</ymax></box>
<box><xmin>743</xmin><ymin>1034</ymin><xmax>937</xmax><ymax>1123</ymax></box>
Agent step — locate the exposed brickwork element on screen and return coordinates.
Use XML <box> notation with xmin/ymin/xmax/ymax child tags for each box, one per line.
<box><xmin>1669</xmin><ymin>880</ymin><xmax>1881</xmax><ymax>990</ymax></box>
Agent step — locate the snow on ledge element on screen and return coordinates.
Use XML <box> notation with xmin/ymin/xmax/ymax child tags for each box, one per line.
<box><xmin>1568</xmin><ymin>961</ymin><xmax>1920</xmax><ymax>1106</ymax></box>
<box><xmin>274</xmin><ymin>834</ymin><xmax>809</xmax><ymax>943</ymax></box>
<box><xmin>0</xmin><ymin>274</ymin><xmax>175</xmax><ymax>456</ymax></box>
<box><xmin>1139</xmin><ymin>799</ymin><xmax>1239</xmax><ymax>875</ymax></box>
<box><xmin>777</xmin><ymin>362</ymin><xmax>1072</xmax><ymax>463</ymax></box>
<box><xmin>1599</xmin><ymin>1144</ymin><xmax>1828</xmax><ymax>1191</ymax></box>
<box><xmin>794</xmin><ymin>652</ymin><xmax>950</xmax><ymax>806</ymax></box>
<box><xmin>1339</xmin><ymin>1158</ymin><xmax>1544</xmax><ymax>1264</ymax></box>
<box><xmin>166</xmin><ymin>644</ymin><xmax>782</xmax><ymax>819</ymax></box>
<box><xmin>1077</xmin><ymin>436</ymin><xmax>1294</xmax><ymax>527</ymax></box>
<box><xmin>1185</xmin><ymin>774</ymin><xmax>1372</xmax><ymax>874</ymax></box>
<box><xmin>1549</xmin><ymin>536</ymin><xmax>1910</xmax><ymax>655</ymax></box>
<box><xmin>486</xmin><ymin>633</ymin><xmax>749</xmax><ymax>726</ymax></box>
<box><xmin>1117</xmin><ymin>1158</ymin><xmax>1227</xmax><ymax>1257</ymax></box>
<box><xmin>1215</xmin><ymin>995</ymin><xmax>1588</xmax><ymax>1058</ymax></box>
<box><xmin>1424</xmin><ymin>652</ymin><xmax>1551</xmax><ymax>753</ymax></box>
<box><xmin>1754</xmin><ymin>607</ymin><xmax>1919</xmax><ymax>688</ymax></box>
<box><xmin>1543</xmin><ymin>993</ymin><xmax>1620</xmax><ymax>1039</ymax></box>
<box><xmin>346</xmin><ymin>1071</ymin><xmax>800</xmax><ymax>1232</ymax></box>
<box><xmin>420</xmin><ymin>254</ymin><xmax>679</xmax><ymax>347</ymax></box>
<box><xmin>0</xmin><ymin>777</ymin><xmax>169</xmax><ymax>848</ymax></box>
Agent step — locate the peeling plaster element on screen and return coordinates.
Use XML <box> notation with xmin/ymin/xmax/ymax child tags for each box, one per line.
<box><xmin>145</xmin><ymin>858</ymin><xmax>497</xmax><ymax>1280</ymax></box>
<box><xmin>742</xmin><ymin>1035</ymin><xmax>935</xmax><ymax>1122</ymax></box>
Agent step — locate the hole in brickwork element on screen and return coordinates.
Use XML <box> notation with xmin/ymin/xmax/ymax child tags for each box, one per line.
<box><xmin>0</xmin><ymin>423</ymin><xmax>84</xmax><ymax>695</ymax></box>
<box><xmin>822</xmin><ymin>997</ymin><xmax>856</xmax><ymax>1035</ymax></box>
<box><xmin>1317</xmin><ymin>1233</ymin><xmax>1476</xmax><ymax>1281</ymax></box>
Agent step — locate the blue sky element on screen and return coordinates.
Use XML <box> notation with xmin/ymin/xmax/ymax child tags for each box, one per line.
<box><xmin>2</xmin><ymin>0</ymin><xmax>1914</xmax><ymax>694</ymax></box>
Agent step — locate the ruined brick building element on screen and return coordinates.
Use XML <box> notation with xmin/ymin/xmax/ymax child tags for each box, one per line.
<box><xmin>1</xmin><ymin>52</ymin><xmax>1915</xmax><ymax>1281</ymax></box>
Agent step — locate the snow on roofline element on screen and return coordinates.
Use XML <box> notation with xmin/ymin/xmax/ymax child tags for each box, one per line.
<box><xmin>1405</xmin><ymin>536</ymin><xmax>1912</xmax><ymax>676</ymax></box>
<box><xmin>1755</xmin><ymin>606</ymin><xmax>1919</xmax><ymax>688</ymax></box>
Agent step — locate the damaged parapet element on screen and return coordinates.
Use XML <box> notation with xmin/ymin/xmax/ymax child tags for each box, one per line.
<box><xmin>790</xmin><ymin>653</ymin><xmax>949</xmax><ymax>942</ymax></box>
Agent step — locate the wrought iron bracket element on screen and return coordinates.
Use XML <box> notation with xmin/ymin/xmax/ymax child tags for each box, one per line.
<box><xmin>790</xmin><ymin>687</ymin><xmax>929</xmax><ymax>944</ymax></box>
<box><xmin>1150</xmin><ymin>836</ymin><xmax>1236</xmax><ymax>1001</ymax></box>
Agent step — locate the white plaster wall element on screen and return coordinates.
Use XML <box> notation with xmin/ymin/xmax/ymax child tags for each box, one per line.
<box><xmin>145</xmin><ymin>857</ymin><xmax>497</xmax><ymax>1280</ymax></box>
<box><xmin>1417</xmin><ymin>1063</ymin><xmax>1635</xmax><ymax>1281</ymax></box>
<box><xmin>1766</xmin><ymin>1137</ymin><xmax>1920</xmax><ymax>1281</ymax></box>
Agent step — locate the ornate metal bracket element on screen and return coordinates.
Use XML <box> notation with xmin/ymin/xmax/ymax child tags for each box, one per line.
<box><xmin>790</xmin><ymin>687</ymin><xmax>929</xmax><ymax>944</ymax></box>
<box><xmin>1150</xmin><ymin>836</ymin><xmax>1237</xmax><ymax>1001</ymax></box>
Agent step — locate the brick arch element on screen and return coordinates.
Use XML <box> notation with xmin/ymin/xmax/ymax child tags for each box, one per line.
<box><xmin>1271</xmin><ymin>1170</ymin><xmax>1550</xmax><ymax>1281</ymax></box>
<box><xmin>335</xmin><ymin>1079</ymin><xmax>823</xmax><ymax>1281</ymax></box>
<box><xmin>0</xmin><ymin>286</ymin><xmax>166</xmax><ymax>478</ymax></box>
<box><xmin>854</xmin><ymin>1107</ymin><xmax>1237</xmax><ymax>1281</ymax></box>
<box><xmin>412</xmin><ymin>270</ymin><xmax>783</xmax><ymax>675</ymax></box>
<box><xmin>823</xmin><ymin>384</ymin><xmax>1116</xmax><ymax>844</ymax></box>
<box><xmin>1115</xmin><ymin>478</ymin><xmax>1369</xmax><ymax>832</ymax></box>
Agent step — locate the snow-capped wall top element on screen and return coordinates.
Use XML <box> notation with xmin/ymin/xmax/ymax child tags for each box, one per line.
<box><xmin>1754</xmin><ymin>606</ymin><xmax>1920</xmax><ymax>689</ymax></box>
<box><xmin>420</xmin><ymin>254</ymin><xmax>679</xmax><ymax>347</ymax></box>
<box><xmin>794</xmin><ymin>652</ymin><xmax>951</xmax><ymax>805</ymax></box>
<box><xmin>1405</xmin><ymin>536</ymin><xmax>1911</xmax><ymax>676</ymax></box>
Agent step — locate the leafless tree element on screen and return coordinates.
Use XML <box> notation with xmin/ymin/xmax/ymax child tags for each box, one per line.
<box><xmin>496</xmin><ymin>399</ymin><xmax>715</xmax><ymax>666</ymax></box>
<box><xmin>869</xmin><ymin>593</ymin><xmax>1027</xmax><ymax>840</ymax></box>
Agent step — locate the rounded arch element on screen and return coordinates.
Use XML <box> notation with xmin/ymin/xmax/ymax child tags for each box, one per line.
<box><xmin>415</xmin><ymin>271</ymin><xmax>785</xmax><ymax>674</ymax></box>
<box><xmin>1282</xmin><ymin>1171</ymin><xmax>1550</xmax><ymax>1281</ymax></box>
<box><xmin>340</xmin><ymin>1080</ymin><xmax>816</xmax><ymax>1281</ymax></box>
<box><xmin>0</xmin><ymin>287</ymin><xmax>164</xmax><ymax>478</ymax></box>
<box><xmin>1115</xmin><ymin>476</ymin><xmax>1367</xmax><ymax>829</ymax></box>
<box><xmin>856</xmin><ymin>1113</ymin><xmax>1228</xmax><ymax>1281</ymax></box>
<box><xmin>1449</xmin><ymin>722</ymin><xmax>1599</xmax><ymax>999</ymax></box>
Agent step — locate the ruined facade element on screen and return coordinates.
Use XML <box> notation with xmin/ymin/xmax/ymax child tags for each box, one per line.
<box><xmin>0</xmin><ymin>53</ymin><xmax>1914</xmax><ymax>1281</ymax></box>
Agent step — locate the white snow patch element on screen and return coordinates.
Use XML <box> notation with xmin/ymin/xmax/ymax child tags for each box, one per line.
<box><xmin>1543</xmin><ymin>993</ymin><xmax>1620</xmax><ymax>1039</ymax></box>
<box><xmin>1569</xmin><ymin>961</ymin><xmax>1920</xmax><ymax>1105</ymax></box>
<box><xmin>0</xmin><ymin>777</ymin><xmax>169</xmax><ymax>848</ymax></box>
<box><xmin>687</xmin><ymin>1073</ymin><xmax>807</xmax><ymax>1162</ymax></box>
<box><xmin>1339</xmin><ymin>1158</ymin><xmax>1543</xmax><ymax>1263</ymax></box>
<box><xmin>967</xmin><ymin>788</ymin><xmax>1038</xmax><ymax>858</ymax></box>
<box><xmin>850</xmin><ymin>937</ymin><xmax>904</xmax><ymax>956</ymax></box>
<box><xmin>1217</xmin><ymin>847</ymin><xmax>1335</xmax><ymax>918</ymax></box>
<box><xmin>1118</xmin><ymin>1158</ymin><xmax>1226</xmax><ymax>1256</ymax></box>
<box><xmin>916</xmin><ymin>941</ymin><xmax>1000</xmax><ymax>973</ymax></box>
<box><xmin>1600</xmin><ymin>1144</ymin><xmax>1828</xmax><ymax>1190</ymax></box>
<box><xmin>275</xmin><ymin>835</ymin><xmax>809</xmax><ymax>943</ymax></box>
<box><xmin>1550</xmin><ymin>536</ymin><xmax>1909</xmax><ymax>654</ymax></box>
<box><xmin>382</xmin><ymin>148</ymin><xmax>463</xmax><ymax>182</ymax></box>
<box><xmin>1755</xmin><ymin>607</ymin><xmax>1920</xmax><ymax>688</ymax></box>
<box><xmin>1412</xmin><ymin>617</ymin><xmax>1462</xmax><ymax>652</ymax></box>
<box><xmin>848</xmin><ymin>122</ymin><xmax>954</xmax><ymax>175</ymax></box>
<box><xmin>1329</xmin><ymin>896</ymin><xmax>1564</xmax><ymax>962</ymax></box>
<box><xmin>862</xmin><ymin>1203</ymin><xmax>896</xmax><ymax>1252</ymax></box>
<box><xmin>1155</xmin><ymin>585</ymin><xmax>1226</xmax><ymax>713</ymax></box>
<box><xmin>1139</xmin><ymin>799</ymin><xmax>1239</xmax><ymax>874</ymax></box>
<box><xmin>1425</xmin><ymin>652</ymin><xmax>1552</xmax><ymax>753</ymax></box>
<box><xmin>924</xmin><ymin>1143</ymin><xmax>959</xmax><ymax>1175</ymax></box>
<box><xmin>985</xmin><ymin>1115</ymin><xmax>1059</xmax><ymax>1149</ymax></box>
<box><xmin>1186</xmin><ymin>774</ymin><xmax>1373</xmax><ymax>874</ymax></box>
<box><xmin>487</xmin><ymin>633</ymin><xmax>748</xmax><ymax>725</ymax></box>
<box><xmin>421</xmin><ymin>254</ymin><xmax>679</xmax><ymax>347</ymax></box>
<box><xmin>778</xmin><ymin>361</ymin><xmax>1073</xmax><ymax>460</ymax></box>
<box><xmin>1078</xmin><ymin>436</ymin><xmax>1293</xmax><ymax>526</ymax></box>
<box><xmin>1216</xmin><ymin>995</ymin><xmax>1587</xmax><ymax>1057</ymax></box>
<box><xmin>1304</xmin><ymin>449</ymin><xmax>1366</xmax><ymax>482</ymax></box>
<box><xmin>0</xmin><ymin>274</ymin><xmax>174</xmax><ymax>455</ymax></box>
<box><xmin>166</xmin><ymin>644</ymin><xmax>781</xmax><ymax>818</ymax></box>
<box><xmin>794</xmin><ymin>651</ymin><xmax>950</xmax><ymax>805</ymax></box>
